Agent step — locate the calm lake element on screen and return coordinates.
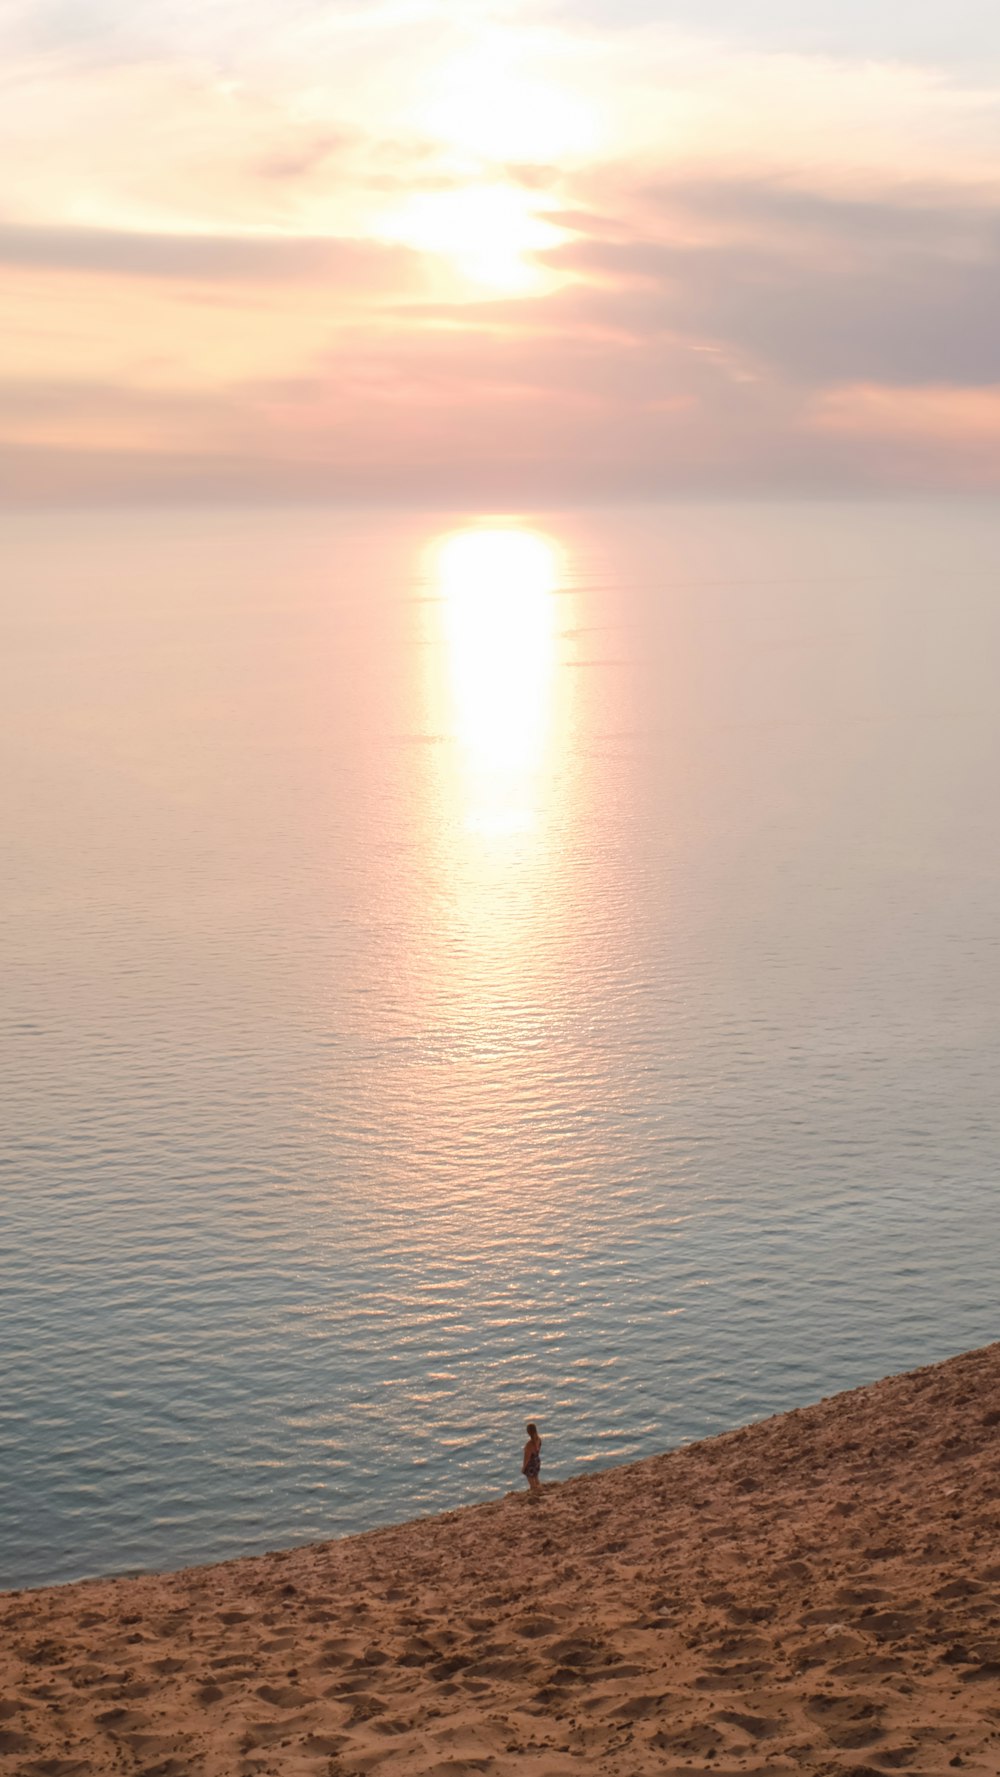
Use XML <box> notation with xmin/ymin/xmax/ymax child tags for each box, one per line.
<box><xmin>3</xmin><ymin>500</ymin><xmax>999</xmax><ymax>1591</ymax></box>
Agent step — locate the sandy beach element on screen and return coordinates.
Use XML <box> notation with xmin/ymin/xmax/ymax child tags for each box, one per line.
<box><xmin>3</xmin><ymin>1343</ymin><xmax>1000</xmax><ymax>1776</ymax></box>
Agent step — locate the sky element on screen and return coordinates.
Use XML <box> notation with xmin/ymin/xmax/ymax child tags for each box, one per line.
<box><xmin>3</xmin><ymin>0</ymin><xmax>1000</xmax><ymax>504</ymax></box>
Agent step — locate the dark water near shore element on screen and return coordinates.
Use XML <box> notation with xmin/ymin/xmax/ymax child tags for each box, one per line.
<box><xmin>3</xmin><ymin>500</ymin><xmax>999</xmax><ymax>1591</ymax></box>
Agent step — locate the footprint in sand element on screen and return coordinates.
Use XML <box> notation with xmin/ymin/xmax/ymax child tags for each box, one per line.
<box><xmin>315</xmin><ymin>1636</ymin><xmax>363</xmax><ymax>1668</ymax></box>
<box><xmin>935</xmin><ymin>1577</ymin><xmax>984</xmax><ymax>1600</ymax></box>
<box><xmin>255</xmin><ymin>1682</ymin><xmax>314</xmax><ymax>1708</ymax></box>
<box><xmin>395</xmin><ymin>1637</ymin><xmax>436</xmax><ymax>1668</ymax></box>
<box><xmin>794</xmin><ymin>1629</ymin><xmax>867</xmax><ymax>1667</ymax></box>
<box><xmin>960</xmin><ymin>1659</ymin><xmax>1000</xmax><ymax>1682</ymax></box>
<box><xmin>351</xmin><ymin>1645</ymin><xmax>391</xmax><ymax>1668</ymax></box>
<box><xmin>648</xmin><ymin>1721</ymin><xmax>726</xmax><ymax>1756</ymax></box>
<box><xmin>607</xmin><ymin>1692</ymin><xmax>678</xmax><ymax>1721</ymax></box>
<box><xmin>21</xmin><ymin>1641</ymin><xmax>69</xmax><ymax>1668</ymax></box>
<box><xmin>511</xmin><ymin>1616</ymin><xmax>560</xmax><ymax>1641</ymax></box>
<box><xmin>716</xmin><ymin>1707</ymin><xmax>784</xmax><ymax>1738</ymax></box>
<box><xmin>94</xmin><ymin>1706</ymin><xmax>148</xmax><ymax>1731</ymax></box>
<box><xmin>832</xmin><ymin>1653</ymin><xmax>903</xmax><ymax>1677</ymax></box>
<box><xmin>346</xmin><ymin>1692</ymin><xmax>388</xmax><ymax>1725</ymax></box>
<box><xmin>0</xmin><ymin>1728</ymin><xmax>35</xmax><ymax>1755</ymax></box>
<box><xmin>302</xmin><ymin>1732</ymin><xmax>349</xmax><ymax>1756</ymax></box>
<box><xmin>862</xmin><ymin>1610</ymin><xmax>922</xmax><ymax>1642</ymax></box>
<box><xmin>370</xmin><ymin>1715</ymin><xmax>414</xmax><ymax>1736</ymax></box>
<box><xmin>124</xmin><ymin>1727</ymin><xmax>185</xmax><ymax>1754</ymax></box>
<box><xmin>467</xmin><ymin>1655</ymin><xmax>536</xmax><ymax>1682</ymax></box>
<box><xmin>772</xmin><ymin>1559</ymin><xmax>813</xmax><ymax>1582</ymax></box>
<box><xmin>426</xmin><ymin>1761</ymin><xmax>494</xmax><ymax>1776</ymax></box>
<box><xmin>805</xmin><ymin>1691</ymin><xmax>885</xmax><ymax>1748</ymax></box>
<box><xmin>21</xmin><ymin>1762</ymin><xmax>89</xmax><ymax>1777</ymax></box>
<box><xmin>242</xmin><ymin>1718</ymin><xmax>308</xmax><ymax>1749</ymax></box>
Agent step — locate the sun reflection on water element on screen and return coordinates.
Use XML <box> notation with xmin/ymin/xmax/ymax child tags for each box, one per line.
<box><xmin>410</xmin><ymin>518</ymin><xmax>576</xmax><ymax>1072</ymax></box>
<box><xmin>433</xmin><ymin>525</ymin><xmax>561</xmax><ymax>835</ymax></box>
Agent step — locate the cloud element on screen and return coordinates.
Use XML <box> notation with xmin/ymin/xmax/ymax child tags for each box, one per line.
<box><xmin>7</xmin><ymin>157</ymin><xmax>1000</xmax><ymax>506</ymax></box>
<box><xmin>0</xmin><ymin>221</ymin><xmax>426</xmax><ymax>287</ymax></box>
<box><xmin>252</xmin><ymin>132</ymin><xmax>354</xmax><ymax>182</ymax></box>
<box><xmin>5</xmin><ymin>290</ymin><xmax>988</xmax><ymax>509</ymax></box>
<box><xmin>4</xmin><ymin>37</ymin><xmax>1000</xmax><ymax>505</ymax></box>
<box><xmin>548</xmin><ymin>175</ymin><xmax>1000</xmax><ymax>387</ymax></box>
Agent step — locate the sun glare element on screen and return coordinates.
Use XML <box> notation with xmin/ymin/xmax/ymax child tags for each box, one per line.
<box><xmin>435</xmin><ymin>526</ymin><xmax>560</xmax><ymax>832</ymax></box>
<box><xmin>420</xmin><ymin>45</ymin><xmax>598</xmax><ymax>163</ymax></box>
<box><xmin>380</xmin><ymin>185</ymin><xmax>565</xmax><ymax>292</ymax></box>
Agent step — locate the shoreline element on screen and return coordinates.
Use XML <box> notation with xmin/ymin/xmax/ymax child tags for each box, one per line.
<box><xmin>3</xmin><ymin>1342</ymin><xmax>1000</xmax><ymax>1773</ymax></box>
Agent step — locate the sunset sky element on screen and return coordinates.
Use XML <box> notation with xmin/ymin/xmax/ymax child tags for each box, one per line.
<box><xmin>4</xmin><ymin>0</ymin><xmax>1000</xmax><ymax>504</ymax></box>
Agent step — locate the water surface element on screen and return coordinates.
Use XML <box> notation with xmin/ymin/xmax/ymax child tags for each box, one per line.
<box><xmin>3</xmin><ymin>500</ymin><xmax>999</xmax><ymax>1590</ymax></box>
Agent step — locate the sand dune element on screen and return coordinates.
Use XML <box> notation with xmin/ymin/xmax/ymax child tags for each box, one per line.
<box><xmin>4</xmin><ymin>1343</ymin><xmax>1000</xmax><ymax>1775</ymax></box>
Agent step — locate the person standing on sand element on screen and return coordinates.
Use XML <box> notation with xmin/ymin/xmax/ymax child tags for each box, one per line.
<box><xmin>522</xmin><ymin>1421</ymin><xmax>542</xmax><ymax>1494</ymax></box>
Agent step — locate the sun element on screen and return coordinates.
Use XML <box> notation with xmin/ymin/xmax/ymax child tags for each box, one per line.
<box><xmin>379</xmin><ymin>183</ymin><xmax>565</xmax><ymax>293</ymax></box>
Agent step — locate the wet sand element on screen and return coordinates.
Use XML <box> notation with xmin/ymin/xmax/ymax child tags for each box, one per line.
<box><xmin>3</xmin><ymin>1342</ymin><xmax>1000</xmax><ymax>1775</ymax></box>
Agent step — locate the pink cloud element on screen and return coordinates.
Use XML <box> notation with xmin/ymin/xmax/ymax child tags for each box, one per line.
<box><xmin>5</xmin><ymin>166</ymin><xmax>1000</xmax><ymax>501</ymax></box>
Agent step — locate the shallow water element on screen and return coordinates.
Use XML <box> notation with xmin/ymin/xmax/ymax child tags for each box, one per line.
<box><xmin>3</xmin><ymin>500</ymin><xmax>1000</xmax><ymax>1591</ymax></box>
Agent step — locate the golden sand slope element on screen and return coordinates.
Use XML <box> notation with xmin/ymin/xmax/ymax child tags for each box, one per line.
<box><xmin>3</xmin><ymin>1344</ymin><xmax>1000</xmax><ymax>1776</ymax></box>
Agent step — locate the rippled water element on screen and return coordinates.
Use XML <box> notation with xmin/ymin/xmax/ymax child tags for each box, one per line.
<box><xmin>3</xmin><ymin>500</ymin><xmax>1000</xmax><ymax>1592</ymax></box>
